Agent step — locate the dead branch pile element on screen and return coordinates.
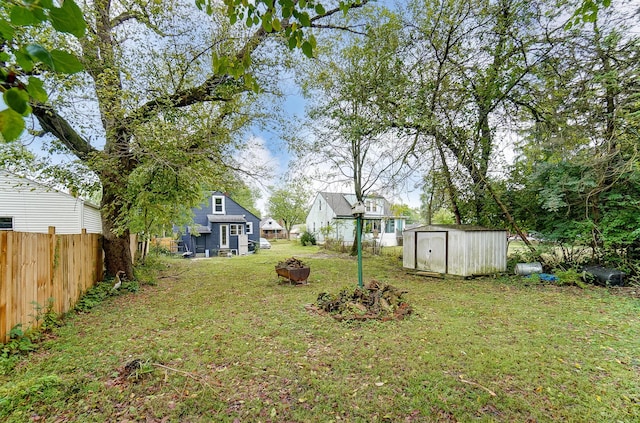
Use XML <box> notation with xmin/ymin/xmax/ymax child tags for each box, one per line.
<box><xmin>311</xmin><ymin>280</ymin><xmax>412</xmax><ymax>321</ymax></box>
<box><xmin>276</xmin><ymin>257</ymin><xmax>307</xmax><ymax>269</ymax></box>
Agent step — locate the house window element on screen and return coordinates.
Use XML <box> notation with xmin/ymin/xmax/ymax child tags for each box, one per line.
<box><xmin>212</xmin><ymin>195</ymin><xmax>225</xmax><ymax>214</ymax></box>
<box><xmin>0</xmin><ymin>217</ymin><xmax>13</xmax><ymax>230</ymax></box>
<box><xmin>246</xmin><ymin>222</ymin><xmax>253</xmax><ymax>234</ymax></box>
<box><xmin>364</xmin><ymin>219</ymin><xmax>381</xmax><ymax>233</ymax></box>
<box><xmin>365</xmin><ymin>200</ymin><xmax>377</xmax><ymax>212</ymax></box>
<box><xmin>385</xmin><ymin>219</ymin><xmax>394</xmax><ymax>233</ymax></box>
<box><xmin>319</xmin><ymin>201</ymin><xmax>322</xmax><ymax>211</ymax></box>
<box><xmin>230</xmin><ymin>224</ymin><xmax>244</xmax><ymax>235</ymax></box>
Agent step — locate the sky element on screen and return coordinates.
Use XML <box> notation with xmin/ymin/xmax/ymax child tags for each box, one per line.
<box><xmin>243</xmin><ymin>81</ymin><xmax>427</xmax><ymax>217</ymax></box>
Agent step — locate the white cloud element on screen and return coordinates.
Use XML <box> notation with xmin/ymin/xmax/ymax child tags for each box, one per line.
<box><xmin>238</xmin><ymin>135</ymin><xmax>282</xmax><ymax>217</ymax></box>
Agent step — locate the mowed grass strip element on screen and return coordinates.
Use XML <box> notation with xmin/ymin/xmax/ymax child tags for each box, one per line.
<box><xmin>1</xmin><ymin>241</ymin><xmax>639</xmax><ymax>422</ymax></box>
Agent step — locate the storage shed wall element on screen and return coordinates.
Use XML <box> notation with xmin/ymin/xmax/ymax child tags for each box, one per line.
<box><xmin>446</xmin><ymin>230</ymin><xmax>467</xmax><ymax>276</ymax></box>
<box><xmin>402</xmin><ymin>231</ymin><xmax>415</xmax><ymax>268</ymax></box>
<box><xmin>462</xmin><ymin>231</ymin><xmax>507</xmax><ymax>276</ymax></box>
<box><xmin>402</xmin><ymin>226</ymin><xmax>507</xmax><ymax>276</ymax></box>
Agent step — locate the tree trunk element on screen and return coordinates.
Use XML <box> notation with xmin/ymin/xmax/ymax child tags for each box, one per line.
<box><xmin>101</xmin><ymin>182</ymin><xmax>134</xmax><ymax>279</ymax></box>
<box><xmin>350</xmin><ymin>217</ymin><xmax>363</xmax><ymax>256</ymax></box>
<box><xmin>103</xmin><ymin>225</ymin><xmax>134</xmax><ymax>279</ymax></box>
<box><xmin>435</xmin><ymin>138</ymin><xmax>462</xmax><ymax>224</ymax></box>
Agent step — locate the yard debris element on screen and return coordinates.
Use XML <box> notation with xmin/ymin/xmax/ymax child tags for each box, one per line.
<box><xmin>276</xmin><ymin>257</ymin><xmax>306</xmax><ymax>269</ymax></box>
<box><xmin>308</xmin><ymin>280</ymin><xmax>413</xmax><ymax>321</ymax></box>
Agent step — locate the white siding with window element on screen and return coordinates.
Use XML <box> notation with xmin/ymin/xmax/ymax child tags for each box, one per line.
<box><xmin>0</xmin><ymin>171</ymin><xmax>102</xmax><ymax>234</ymax></box>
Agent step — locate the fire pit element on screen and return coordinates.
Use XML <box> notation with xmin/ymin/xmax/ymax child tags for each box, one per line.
<box><xmin>275</xmin><ymin>257</ymin><xmax>310</xmax><ymax>284</ymax></box>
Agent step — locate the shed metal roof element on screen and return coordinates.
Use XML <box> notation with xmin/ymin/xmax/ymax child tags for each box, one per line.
<box><xmin>404</xmin><ymin>224</ymin><xmax>506</xmax><ymax>232</ymax></box>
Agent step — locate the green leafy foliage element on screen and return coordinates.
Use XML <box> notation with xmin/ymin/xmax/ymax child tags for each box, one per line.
<box><xmin>566</xmin><ymin>0</ymin><xmax>612</xmax><ymax>28</ymax></box>
<box><xmin>267</xmin><ymin>183</ymin><xmax>309</xmax><ymax>239</ymax></box>
<box><xmin>0</xmin><ymin>108</ymin><xmax>25</xmax><ymax>141</ymax></box>
<box><xmin>48</xmin><ymin>0</ymin><xmax>87</xmax><ymax>37</ymax></box>
<box><xmin>74</xmin><ymin>278</ymin><xmax>139</xmax><ymax>313</ymax></box>
<box><xmin>300</xmin><ymin>231</ymin><xmax>316</xmax><ymax>246</ymax></box>
<box><xmin>197</xmin><ymin>0</ymin><xmax>364</xmax><ymax>58</ymax></box>
<box><xmin>0</xmin><ymin>0</ymin><xmax>86</xmax><ymax>141</ymax></box>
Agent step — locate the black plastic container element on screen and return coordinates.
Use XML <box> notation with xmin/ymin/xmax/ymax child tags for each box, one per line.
<box><xmin>582</xmin><ymin>266</ymin><xmax>627</xmax><ymax>286</ymax></box>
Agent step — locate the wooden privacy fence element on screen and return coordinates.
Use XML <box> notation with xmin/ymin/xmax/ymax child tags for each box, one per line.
<box><xmin>0</xmin><ymin>228</ymin><xmax>103</xmax><ymax>343</ymax></box>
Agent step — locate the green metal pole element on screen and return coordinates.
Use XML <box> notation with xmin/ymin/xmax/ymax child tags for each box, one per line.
<box><xmin>357</xmin><ymin>215</ymin><xmax>363</xmax><ymax>288</ymax></box>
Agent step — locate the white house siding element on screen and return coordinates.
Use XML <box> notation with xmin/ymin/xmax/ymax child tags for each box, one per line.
<box><xmin>0</xmin><ymin>171</ymin><xmax>102</xmax><ymax>234</ymax></box>
<box><xmin>83</xmin><ymin>204</ymin><xmax>103</xmax><ymax>233</ymax></box>
<box><xmin>306</xmin><ymin>193</ymin><xmax>338</xmax><ymax>243</ymax></box>
<box><xmin>307</xmin><ymin>193</ymin><xmax>404</xmax><ymax>246</ymax></box>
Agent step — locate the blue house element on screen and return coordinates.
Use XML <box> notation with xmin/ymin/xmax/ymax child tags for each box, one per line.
<box><xmin>178</xmin><ymin>192</ymin><xmax>261</xmax><ymax>256</ymax></box>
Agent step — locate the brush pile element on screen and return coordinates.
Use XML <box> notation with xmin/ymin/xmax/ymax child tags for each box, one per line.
<box><xmin>310</xmin><ymin>280</ymin><xmax>412</xmax><ymax>321</ymax></box>
<box><xmin>276</xmin><ymin>257</ymin><xmax>306</xmax><ymax>269</ymax></box>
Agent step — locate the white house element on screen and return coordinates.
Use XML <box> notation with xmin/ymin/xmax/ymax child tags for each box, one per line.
<box><xmin>0</xmin><ymin>170</ymin><xmax>102</xmax><ymax>234</ymax></box>
<box><xmin>306</xmin><ymin>192</ymin><xmax>406</xmax><ymax>247</ymax></box>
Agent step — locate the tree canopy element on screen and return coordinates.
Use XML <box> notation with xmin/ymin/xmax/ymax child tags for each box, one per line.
<box><xmin>267</xmin><ymin>181</ymin><xmax>310</xmax><ymax>239</ymax></box>
<box><xmin>2</xmin><ymin>0</ymin><xmax>370</xmax><ymax>278</ymax></box>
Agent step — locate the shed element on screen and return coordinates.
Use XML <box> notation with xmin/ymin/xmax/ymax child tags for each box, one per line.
<box><xmin>403</xmin><ymin>225</ymin><xmax>507</xmax><ymax>277</ymax></box>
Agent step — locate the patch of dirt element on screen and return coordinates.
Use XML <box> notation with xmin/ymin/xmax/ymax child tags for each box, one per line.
<box><xmin>607</xmin><ymin>286</ymin><xmax>640</xmax><ymax>298</ymax></box>
<box><xmin>307</xmin><ymin>280</ymin><xmax>413</xmax><ymax>321</ymax></box>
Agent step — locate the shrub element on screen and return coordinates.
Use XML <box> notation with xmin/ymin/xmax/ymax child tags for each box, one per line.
<box><xmin>300</xmin><ymin>231</ymin><xmax>316</xmax><ymax>246</ymax></box>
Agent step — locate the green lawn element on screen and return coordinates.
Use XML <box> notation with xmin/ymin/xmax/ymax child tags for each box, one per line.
<box><xmin>1</xmin><ymin>241</ymin><xmax>639</xmax><ymax>422</ymax></box>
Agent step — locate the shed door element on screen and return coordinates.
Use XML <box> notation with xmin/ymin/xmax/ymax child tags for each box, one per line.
<box><xmin>416</xmin><ymin>232</ymin><xmax>447</xmax><ymax>273</ymax></box>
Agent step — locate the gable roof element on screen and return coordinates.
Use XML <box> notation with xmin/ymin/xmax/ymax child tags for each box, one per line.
<box><xmin>261</xmin><ymin>217</ymin><xmax>283</xmax><ymax>230</ymax></box>
<box><xmin>208</xmin><ymin>191</ymin><xmax>261</xmax><ymax>220</ymax></box>
<box><xmin>318</xmin><ymin>192</ymin><xmax>395</xmax><ymax>217</ymax></box>
<box><xmin>319</xmin><ymin>192</ymin><xmax>354</xmax><ymax>217</ymax></box>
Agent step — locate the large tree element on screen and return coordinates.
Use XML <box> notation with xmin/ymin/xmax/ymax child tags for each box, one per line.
<box><xmin>267</xmin><ymin>181</ymin><xmax>309</xmax><ymax>239</ymax></box>
<box><xmin>506</xmin><ymin>8</ymin><xmax>640</xmax><ymax>267</ymax></box>
<box><xmin>394</xmin><ymin>0</ymin><xmax>566</xmax><ymax>228</ymax></box>
<box><xmin>298</xmin><ymin>8</ymin><xmax>419</xmax><ymax>253</ymax></box>
<box><xmin>5</xmin><ymin>0</ymin><xmax>368</xmax><ymax>278</ymax></box>
<box><xmin>300</xmin><ymin>7</ymin><xmax>416</xmax><ymax>208</ymax></box>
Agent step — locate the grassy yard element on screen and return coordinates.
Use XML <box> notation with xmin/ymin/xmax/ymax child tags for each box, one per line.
<box><xmin>1</xmin><ymin>241</ymin><xmax>639</xmax><ymax>422</ymax></box>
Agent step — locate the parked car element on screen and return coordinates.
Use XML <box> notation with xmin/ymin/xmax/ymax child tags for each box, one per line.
<box><xmin>259</xmin><ymin>237</ymin><xmax>272</xmax><ymax>249</ymax></box>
